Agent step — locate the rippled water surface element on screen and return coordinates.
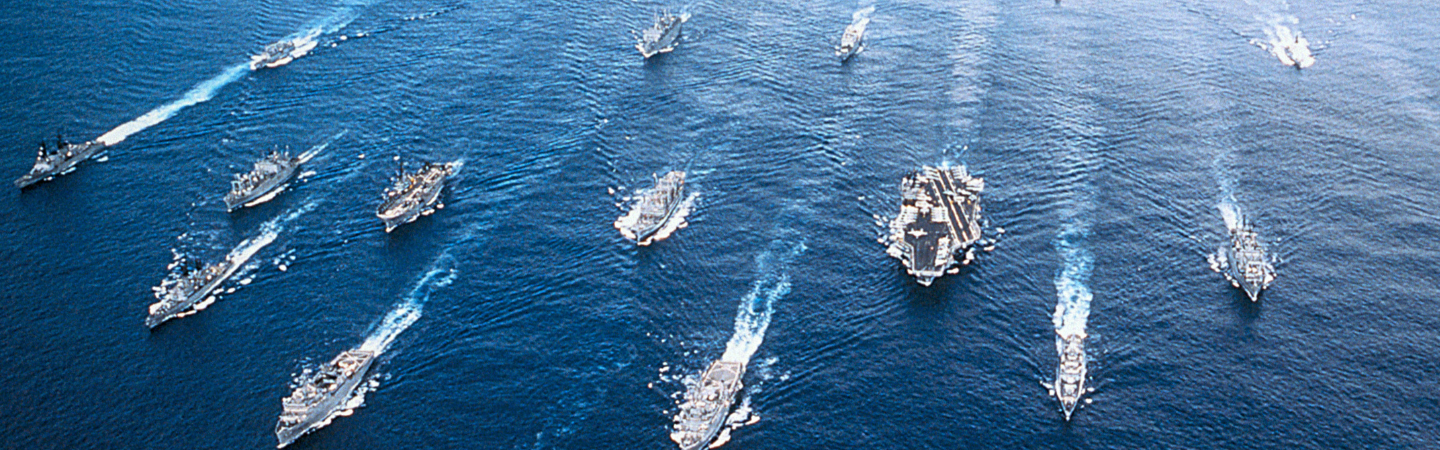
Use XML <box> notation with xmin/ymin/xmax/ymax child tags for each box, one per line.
<box><xmin>2</xmin><ymin>0</ymin><xmax>1438</xmax><ymax>448</ymax></box>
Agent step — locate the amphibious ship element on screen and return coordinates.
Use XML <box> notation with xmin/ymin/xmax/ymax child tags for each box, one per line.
<box><xmin>835</xmin><ymin>17</ymin><xmax>869</xmax><ymax>61</ymax></box>
<box><xmin>1054</xmin><ymin>331</ymin><xmax>1087</xmax><ymax>421</ymax></box>
<box><xmin>1211</xmin><ymin>208</ymin><xmax>1275</xmax><ymax>301</ymax></box>
<box><xmin>225</xmin><ymin>150</ymin><xmax>315</xmax><ymax>212</ymax></box>
<box><xmin>275</xmin><ymin>349</ymin><xmax>377</xmax><ymax>449</ymax></box>
<box><xmin>145</xmin><ymin>256</ymin><xmax>245</xmax><ymax>329</ymax></box>
<box><xmin>614</xmin><ymin>171</ymin><xmax>686</xmax><ymax>246</ymax></box>
<box><xmin>636</xmin><ymin>11</ymin><xmax>688</xmax><ymax>58</ymax></box>
<box><xmin>377</xmin><ymin>161</ymin><xmax>459</xmax><ymax>232</ymax></box>
<box><xmin>883</xmin><ymin>166</ymin><xmax>984</xmax><ymax>285</ymax></box>
<box><xmin>671</xmin><ymin>360</ymin><xmax>746</xmax><ymax>450</ymax></box>
<box><xmin>250</xmin><ymin>34</ymin><xmax>320</xmax><ymax>71</ymax></box>
<box><xmin>14</xmin><ymin>136</ymin><xmax>106</xmax><ymax>189</ymax></box>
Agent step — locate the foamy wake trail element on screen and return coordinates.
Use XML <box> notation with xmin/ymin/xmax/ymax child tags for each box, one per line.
<box><xmin>852</xmin><ymin>5</ymin><xmax>875</xmax><ymax>23</ymax></box>
<box><xmin>1051</xmin><ymin>223</ymin><xmax>1091</xmax><ymax>336</ymax></box>
<box><xmin>96</xmin><ymin>64</ymin><xmax>249</xmax><ymax>146</ymax></box>
<box><xmin>719</xmin><ymin>242</ymin><xmax>807</xmax><ymax>364</ymax></box>
<box><xmin>1252</xmin><ymin>16</ymin><xmax>1315</xmax><ymax>68</ymax></box>
<box><xmin>1218</xmin><ymin>201</ymin><xmax>1243</xmax><ymax>232</ymax></box>
<box><xmin>359</xmin><ymin>254</ymin><xmax>458</xmax><ymax>354</ymax></box>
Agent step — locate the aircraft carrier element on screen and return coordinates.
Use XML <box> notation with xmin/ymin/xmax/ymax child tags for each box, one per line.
<box><xmin>883</xmin><ymin>166</ymin><xmax>984</xmax><ymax>285</ymax></box>
<box><xmin>225</xmin><ymin>150</ymin><xmax>313</xmax><ymax>212</ymax></box>
<box><xmin>1053</xmin><ymin>331</ymin><xmax>1087</xmax><ymax>421</ymax></box>
<box><xmin>636</xmin><ymin>11</ymin><xmax>688</xmax><ymax>58</ymax></box>
<box><xmin>377</xmin><ymin>161</ymin><xmax>459</xmax><ymax>233</ymax></box>
<box><xmin>614</xmin><ymin>171</ymin><xmax>686</xmax><ymax>246</ymax></box>
<box><xmin>671</xmin><ymin>360</ymin><xmax>745</xmax><ymax>450</ymax></box>
<box><xmin>1214</xmin><ymin>219</ymin><xmax>1275</xmax><ymax>301</ymax></box>
<box><xmin>835</xmin><ymin>17</ymin><xmax>869</xmax><ymax>61</ymax></box>
<box><xmin>275</xmin><ymin>349</ymin><xmax>376</xmax><ymax>449</ymax></box>
<box><xmin>14</xmin><ymin>136</ymin><xmax>107</xmax><ymax>189</ymax></box>
<box><xmin>145</xmin><ymin>256</ymin><xmax>243</xmax><ymax>329</ymax></box>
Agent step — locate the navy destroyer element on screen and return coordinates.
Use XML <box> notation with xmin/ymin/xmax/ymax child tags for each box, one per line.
<box><xmin>250</xmin><ymin>34</ymin><xmax>320</xmax><ymax>71</ymax></box>
<box><xmin>636</xmin><ymin>11</ymin><xmax>688</xmax><ymax>58</ymax></box>
<box><xmin>614</xmin><ymin>171</ymin><xmax>686</xmax><ymax>246</ymax></box>
<box><xmin>275</xmin><ymin>349</ymin><xmax>377</xmax><ymax>448</ymax></box>
<box><xmin>835</xmin><ymin>17</ymin><xmax>869</xmax><ymax>61</ymax></box>
<box><xmin>1053</xmin><ymin>331</ymin><xmax>1087</xmax><ymax>420</ymax></box>
<box><xmin>1210</xmin><ymin>206</ymin><xmax>1275</xmax><ymax>301</ymax></box>
<box><xmin>671</xmin><ymin>360</ymin><xmax>746</xmax><ymax>450</ymax></box>
<box><xmin>882</xmin><ymin>166</ymin><xmax>984</xmax><ymax>285</ymax></box>
<box><xmin>225</xmin><ymin>150</ymin><xmax>316</xmax><ymax>212</ymax></box>
<box><xmin>377</xmin><ymin>161</ymin><xmax>460</xmax><ymax>232</ymax></box>
<box><xmin>14</xmin><ymin>136</ymin><xmax>107</xmax><ymax>189</ymax></box>
<box><xmin>145</xmin><ymin>257</ymin><xmax>244</xmax><ymax>329</ymax></box>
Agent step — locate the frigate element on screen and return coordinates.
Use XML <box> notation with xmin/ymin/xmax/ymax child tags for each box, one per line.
<box><xmin>1212</xmin><ymin>213</ymin><xmax>1275</xmax><ymax>301</ymax></box>
<box><xmin>614</xmin><ymin>171</ymin><xmax>686</xmax><ymax>246</ymax></box>
<box><xmin>883</xmin><ymin>166</ymin><xmax>984</xmax><ymax>285</ymax></box>
<box><xmin>275</xmin><ymin>349</ymin><xmax>377</xmax><ymax>449</ymax></box>
<box><xmin>145</xmin><ymin>256</ymin><xmax>244</xmax><ymax>329</ymax></box>
<box><xmin>225</xmin><ymin>150</ymin><xmax>315</xmax><ymax>212</ymax></box>
<box><xmin>377</xmin><ymin>161</ymin><xmax>459</xmax><ymax>232</ymax></box>
<box><xmin>1054</xmin><ymin>331</ymin><xmax>1087</xmax><ymax>421</ymax></box>
<box><xmin>14</xmin><ymin>136</ymin><xmax>107</xmax><ymax>189</ymax></box>
<box><xmin>250</xmin><ymin>35</ymin><xmax>320</xmax><ymax>71</ymax></box>
<box><xmin>636</xmin><ymin>11</ymin><xmax>688</xmax><ymax>58</ymax></box>
<box><xmin>835</xmin><ymin>17</ymin><xmax>869</xmax><ymax>61</ymax></box>
<box><xmin>671</xmin><ymin>360</ymin><xmax>745</xmax><ymax>450</ymax></box>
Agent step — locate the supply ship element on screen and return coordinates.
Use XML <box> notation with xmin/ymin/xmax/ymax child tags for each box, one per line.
<box><xmin>882</xmin><ymin>166</ymin><xmax>984</xmax><ymax>285</ymax></box>
<box><xmin>671</xmin><ymin>360</ymin><xmax>746</xmax><ymax>450</ymax></box>
<box><xmin>615</xmin><ymin>171</ymin><xmax>686</xmax><ymax>245</ymax></box>
<box><xmin>377</xmin><ymin>161</ymin><xmax>459</xmax><ymax>232</ymax></box>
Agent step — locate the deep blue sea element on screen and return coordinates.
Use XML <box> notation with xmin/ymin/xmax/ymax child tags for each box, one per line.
<box><xmin>3</xmin><ymin>0</ymin><xmax>1438</xmax><ymax>448</ymax></box>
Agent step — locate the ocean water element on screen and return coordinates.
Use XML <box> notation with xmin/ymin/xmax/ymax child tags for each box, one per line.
<box><xmin>2</xmin><ymin>0</ymin><xmax>1439</xmax><ymax>449</ymax></box>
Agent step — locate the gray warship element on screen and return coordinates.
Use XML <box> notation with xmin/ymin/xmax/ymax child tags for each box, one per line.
<box><xmin>377</xmin><ymin>161</ymin><xmax>460</xmax><ymax>232</ymax></box>
<box><xmin>614</xmin><ymin>171</ymin><xmax>686</xmax><ymax>246</ymax></box>
<box><xmin>883</xmin><ymin>166</ymin><xmax>984</xmax><ymax>285</ymax></box>
<box><xmin>250</xmin><ymin>34</ymin><xmax>320</xmax><ymax>71</ymax></box>
<box><xmin>1211</xmin><ymin>205</ymin><xmax>1275</xmax><ymax>301</ymax></box>
<box><xmin>225</xmin><ymin>150</ymin><xmax>315</xmax><ymax>212</ymax></box>
<box><xmin>835</xmin><ymin>17</ymin><xmax>869</xmax><ymax>61</ymax></box>
<box><xmin>275</xmin><ymin>349</ymin><xmax>376</xmax><ymax>448</ymax></box>
<box><xmin>636</xmin><ymin>11</ymin><xmax>688</xmax><ymax>58</ymax></box>
<box><xmin>145</xmin><ymin>256</ymin><xmax>244</xmax><ymax>329</ymax></box>
<box><xmin>671</xmin><ymin>360</ymin><xmax>746</xmax><ymax>450</ymax></box>
<box><xmin>1053</xmin><ymin>330</ymin><xmax>1087</xmax><ymax>421</ymax></box>
<box><xmin>14</xmin><ymin>136</ymin><xmax>107</xmax><ymax>189</ymax></box>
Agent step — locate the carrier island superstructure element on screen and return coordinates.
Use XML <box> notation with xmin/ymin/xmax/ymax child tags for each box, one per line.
<box><xmin>883</xmin><ymin>166</ymin><xmax>984</xmax><ymax>285</ymax></box>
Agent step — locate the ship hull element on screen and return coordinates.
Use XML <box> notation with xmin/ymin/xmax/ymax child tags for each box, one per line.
<box><xmin>14</xmin><ymin>141</ymin><xmax>107</xmax><ymax>189</ymax></box>
<box><xmin>638</xmin><ymin>18</ymin><xmax>684</xmax><ymax>58</ymax></box>
<box><xmin>378</xmin><ymin>181</ymin><xmax>446</xmax><ymax>233</ymax></box>
<box><xmin>276</xmin><ymin>356</ymin><xmax>376</xmax><ymax>448</ymax></box>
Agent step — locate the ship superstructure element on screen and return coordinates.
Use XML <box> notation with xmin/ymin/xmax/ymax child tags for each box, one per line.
<box><xmin>614</xmin><ymin>171</ymin><xmax>686</xmax><ymax>245</ymax></box>
<box><xmin>671</xmin><ymin>360</ymin><xmax>745</xmax><ymax>450</ymax></box>
<box><xmin>377</xmin><ymin>161</ymin><xmax>459</xmax><ymax>233</ymax></box>
<box><xmin>275</xmin><ymin>349</ymin><xmax>377</xmax><ymax>448</ymax></box>
<box><xmin>145</xmin><ymin>256</ymin><xmax>243</xmax><ymax>329</ymax></box>
<box><xmin>225</xmin><ymin>150</ymin><xmax>312</xmax><ymax>212</ymax></box>
<box><xmin>1053</xmin><ymin>331</ymin><xmax>1087</xmax><ymax>420</ymax></box>
<box><xmin>835</xmin><ymin>17</ymin><xmax>869</xmax><ymax>61</ymax></box>
<box><xmin>883</xmin><ymin>166</ymin><xmax>984</xmax><ymax>285</ymax></box>
<box><xmin>636</xmin><ymin>11</ymin><xmax>688</xmax><ymax>58</ymax></box>
<box><xmin>14</xmin><ymin>136</ymin><xmax>107</xmax><ymax>189</ymax></box>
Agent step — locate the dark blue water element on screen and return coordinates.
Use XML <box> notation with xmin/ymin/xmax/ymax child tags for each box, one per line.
<box><xmin>3</xmin><ymin>0</ymin><xmax>1439</xmax><ymax>448</ymax></box>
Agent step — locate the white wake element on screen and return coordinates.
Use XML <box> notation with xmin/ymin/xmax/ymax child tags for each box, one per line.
<box><xmin>719</xmin><ymin>242</ymin><xmax>807</xmax><ymax>364</ymax></box>
<box><xmin>359</xmin><ymin>253</ymin><xmax>458</xmax><ymax>354</ymax></box>
<box><xmin>1051</xmin><ymin>222</ymin><xmax>1092</xmax><ymax>337</ymax></box>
